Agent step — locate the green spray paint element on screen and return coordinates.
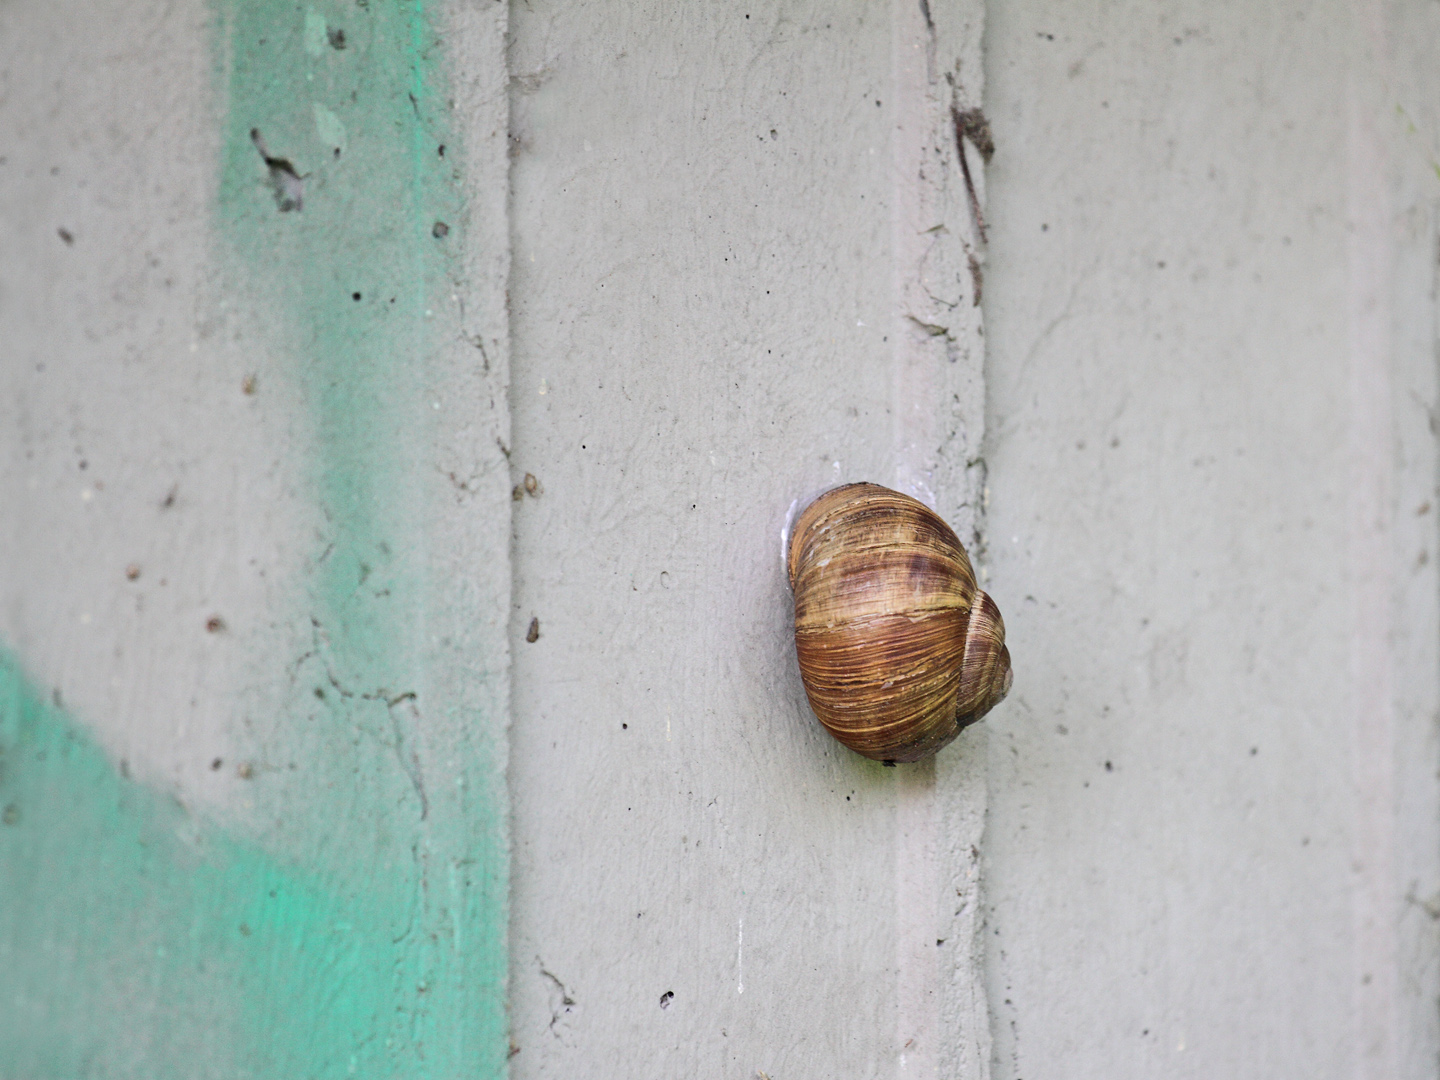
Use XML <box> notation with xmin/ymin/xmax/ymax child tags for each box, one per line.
<box><xmin>0</xmin><ymin>2</ymin><xmax>507</xmax><ymax>1076</ymax></box>
<box><xmin>214</xmin><ymin>0</ymin><xmax>455</xmax><ymax>700</ymax></box>
<box><xmin>0</xmin><ymin>651</ymin><xmax>427</xmax><ymax>1077</ymax></box>
<box><xmin>0</xmin><ymin>645</ymin><xmax>506</xmax><ymax>1077</ymax></box>
<box><xmin>209</xmin><ymin>0</ymin><xmax>509</xmax><ymax>1072</ymax></box>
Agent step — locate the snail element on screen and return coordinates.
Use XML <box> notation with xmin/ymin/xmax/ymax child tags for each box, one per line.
<box><xmin>786</xmin><ymin>483</ymin><xmax>1012</xmax><ymax>763</ymax></box>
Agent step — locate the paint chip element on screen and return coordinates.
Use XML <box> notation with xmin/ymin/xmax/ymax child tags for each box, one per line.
<box><xmin>303</xmin><ymin>8</ymin><xmax>328</xmax><ymax>56</ymax></box>
<box><xmin>313</xmin><ymin>103</ymin><xmax>347</xmax><ymax>156</ymax></box>
<box><xmin>250</xmin><ymin>129</ymin><xmax>304</xmax><ymax>212</ymax></box>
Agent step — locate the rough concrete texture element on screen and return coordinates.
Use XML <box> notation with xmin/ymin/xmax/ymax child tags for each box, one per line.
<box><xmin>982</xmin><ymin>1</ymin><xmax>1440</xmax><ymax>1076</ymax></box>
<box><xmin>506</xmin><ymin>2</ymin><xmax>989</xmax><ymax>1077</ymax></box>
<box><xmin>0</xmin><ymin>0</ymin><xmax>512</xmax><ymax>1074</ymax></box>
<box><xmin>4</xmin><ymin>0</ymin><xmax>1438</xmax><ymax>1077</ymax></box>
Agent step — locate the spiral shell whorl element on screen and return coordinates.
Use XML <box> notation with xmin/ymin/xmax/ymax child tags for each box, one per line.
<box><xmin>787</xmin><ymin>483</ymin><xmax>1012</xmax><ymax>762</ymax></box>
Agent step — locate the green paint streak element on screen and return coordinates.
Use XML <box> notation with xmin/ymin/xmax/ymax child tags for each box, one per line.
<box><xmin>1</xmin><ymin>3</ymin><xmax>505</xmax><ymax>1076</ymax></box>
<box><xmin>0</xmin><ymin>651</ymin><xmax>429</xmax><ymax>1077</ymax></box>
<box><xmin>215</xmin><ymin>0</ymin><xmax>451</xmax><ymax>694</ymax></box>
<box><xmin>210</xmin><ymin>0</ymin><xmax>507</xmax><ymax>1073</ymax></box>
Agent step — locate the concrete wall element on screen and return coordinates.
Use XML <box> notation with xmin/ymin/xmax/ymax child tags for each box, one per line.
<box><xmin>982</xmin><ymin>2</ymin><xmax>1440</xmax><ymax>1076</ymax></box>
<box><xmin>0</xmin><ymin>2</ymin><xmax>512</xmax><ymax>1075</ymax></box>
<box><xmin>505</xmin><ymin>2</ymin><xmax>988</xmax><ymax>1077</ymax></box>
<box><xmin>2</xmin><ymin>1</ymin><xmax>1438</xmax><ymax>1078</ymax></box>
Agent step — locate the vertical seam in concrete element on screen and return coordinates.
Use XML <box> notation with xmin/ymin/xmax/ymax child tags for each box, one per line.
<box><xmin>891</xmin><ymin>0</ymin><xmax>989</xmax><ymax>1076</ymax></box>
<box><xmin>892</xmin><ymin>2</ymin><xmax>943</xmax><ymax>1072</ymax></box>
<box><xmin>1347</xmin><ymin>1</ymin><xmax>1398</xmax><ymax>1073</ymax></box>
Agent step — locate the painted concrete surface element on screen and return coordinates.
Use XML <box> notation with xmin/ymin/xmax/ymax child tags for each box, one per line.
<box><xmin>0</xmin><ymin>1</ymin><xmax>511</xmax><ymax>1074</ymax></box>
<box><xmin>982</xmin><ymin>1</ymin><xmax>1440</xmax><ymax>1076</ymax></box>
<box><xmin>4</xmin><ymin>0</ymin><xmax>1439</xmax><ymax>1077</ymax></box>
<box><xmin>505</xmin><ymin>2</ymin><xmax>989</xmax><ymax>1077</ymax></box>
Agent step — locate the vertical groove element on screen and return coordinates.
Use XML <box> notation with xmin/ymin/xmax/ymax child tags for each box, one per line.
<box><xmin>1347</xmin><ymin>2</ymin><xmax>1398</xmax><ymax>1072</ymax></box>
<box><xmin>892</xmin><ymin>1</ymin><xmax>943</xmax><ymax>1072</ymax></box>
<box><xmin>892</xmin><ymin>0</ymin><xmax>990</xmax><ymax>1077</ymax></box>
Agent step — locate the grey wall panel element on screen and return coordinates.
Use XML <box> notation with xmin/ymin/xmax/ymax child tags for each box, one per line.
<box><xmin>506</xmin><ymin>2</ymin><xmax>989</xmax><ymax>1077</ymax></box>
<box><xmin>982</xmin><ymin>1</ymin><xmax>1440</xmax><ymax>1076</ymax></box>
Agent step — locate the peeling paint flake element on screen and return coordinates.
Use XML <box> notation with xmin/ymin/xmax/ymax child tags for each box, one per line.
<box><xmin>312</xmin><ymin>102</ymin><xmax>348</xmax><ymax>156</ymax></box>
<box><xmin>303</xmin><ymin>7</ymin><xmax>328</xmax><ymax>57</ymax></box>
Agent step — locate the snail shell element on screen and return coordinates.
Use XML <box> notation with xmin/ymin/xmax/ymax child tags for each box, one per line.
<box><xmin>787</xmin><ymin>483</ymin><xmax>1012</xmax><ymax>763</ymax></box>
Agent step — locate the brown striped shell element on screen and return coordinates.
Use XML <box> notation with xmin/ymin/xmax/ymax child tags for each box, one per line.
<box><xmin>787</xmin><ymin>483</ymin><xmax>1012</xmax><ymax>763</ymax></box>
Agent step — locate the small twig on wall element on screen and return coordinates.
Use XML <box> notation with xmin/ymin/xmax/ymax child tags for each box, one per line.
<box><xmin>951</xmin><ymin>106</ymin><xmax>994</xmax><ymax>246</ymax></box>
